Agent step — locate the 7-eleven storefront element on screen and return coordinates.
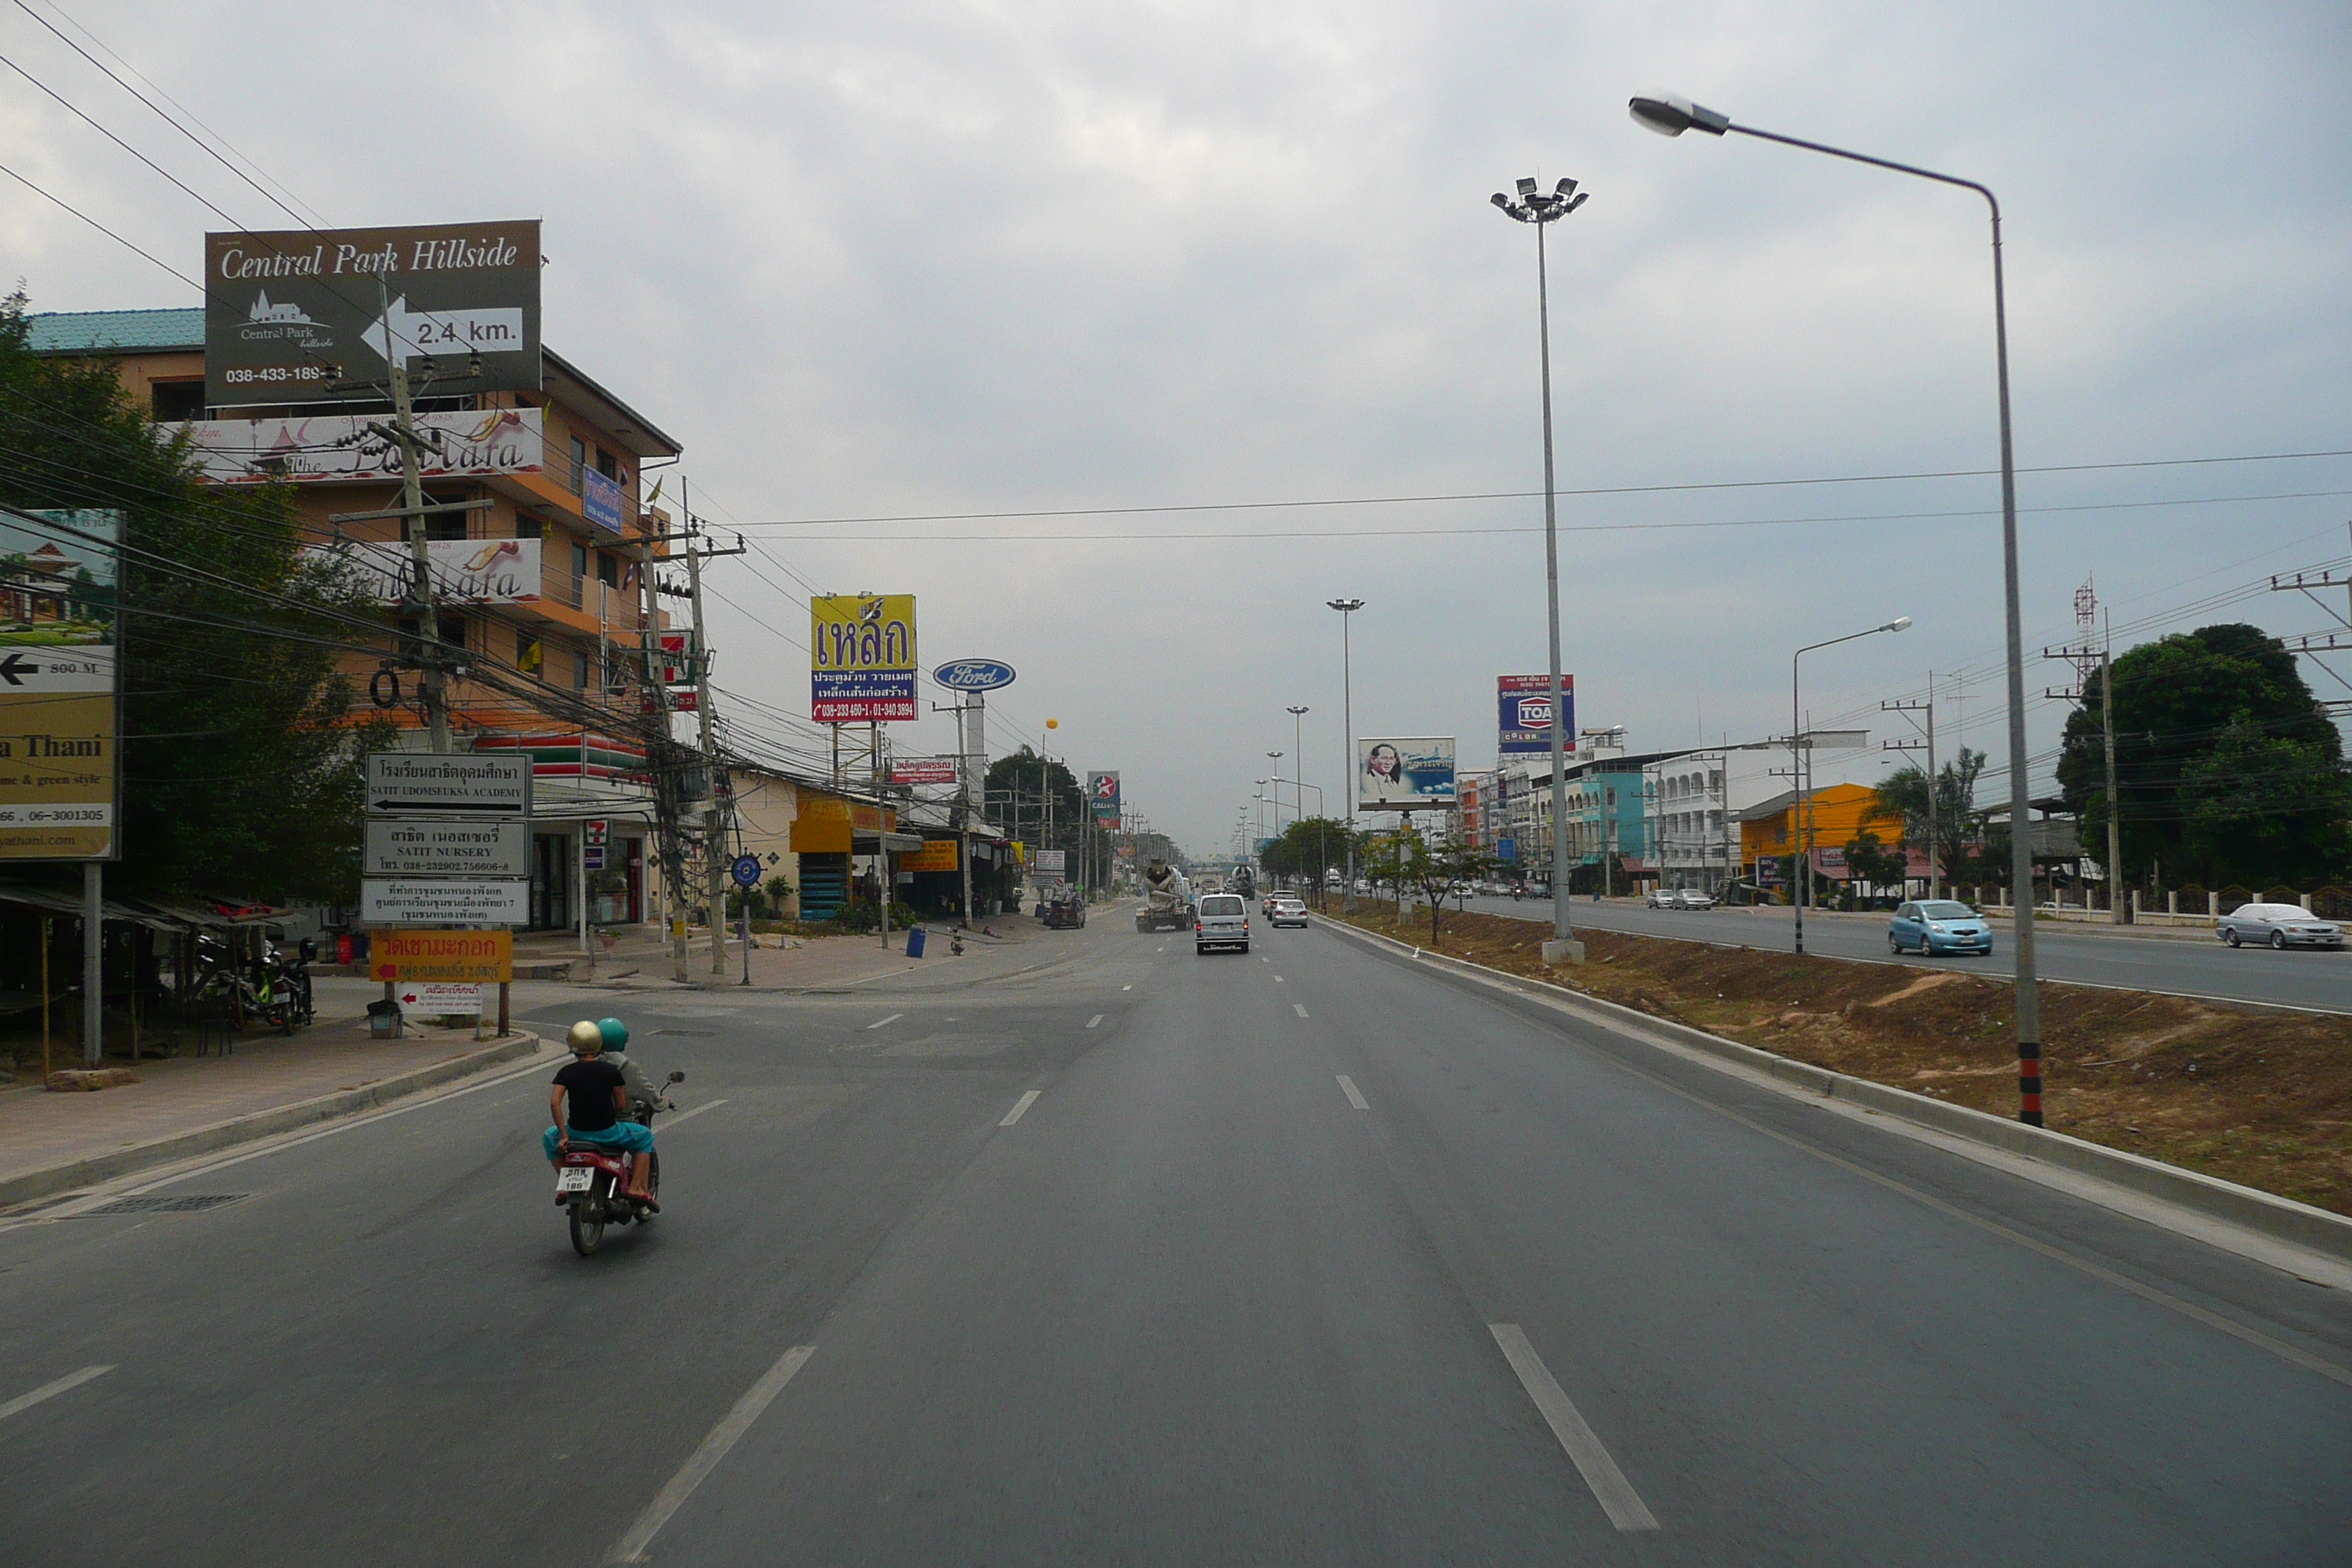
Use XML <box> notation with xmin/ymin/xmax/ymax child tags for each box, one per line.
<box><xmin>474</xmin><ymin>731</ymin><xmax>661</xmax><ymax>932</ymax></box>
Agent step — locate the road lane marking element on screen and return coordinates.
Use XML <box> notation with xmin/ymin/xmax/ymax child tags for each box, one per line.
<box><xmin>1273</xmin><ymin>974</ymin><xmax>1285</xmax><ymax>983</ymax></box>
<box><xmin>608</xmin><ymin>1344</ymin><xmax>815</xmax><ymax>1563</ymax></box>
<box><xmin>1121</xmin><ymin>984</ymin><xmax>1133</xmax><ymax>991</ymax></box>
<box><xmin>1488</xmin><ymin>1325</ymin><xmax>1659</xmax><ymax>1532</ymax></box>
<box><xmin>865</xmin><ymin>1014</ymin><xmax>903</xmax><ymax>1030</ymax></box>
<box><xmin>1261</xmin><ymin>957</ymin><xmax>1270</xmax><ymax>964</ymax></box>
<box><xmin>1000</xmin><ymin>1090</ymin><xmax>1042</xmax><ymax>1127</ymax></box>
<box><xmin>659</xmin><ymin>1098</ymin><xmax>728</xmax><ymax>1130</ymax></box>
<box><xmin>1335</xmin><ymin>1074</ymin><xmax>1368</xmax><ymax>1110</ymax></box>
<box><xmin>1087</xmin><ymin>1014</ymin><xmax>1104</xmax><ymax>1029</ymax></box>
<box><xmin>1294</xmin><ymin>1003</ymin><xmax>1311</xmax><ymax>1019</ymax></box>
<box><xmin>0</xmin><ymin>1365</ymin><xmax>113</xmax><ymax>1422</ymax></box>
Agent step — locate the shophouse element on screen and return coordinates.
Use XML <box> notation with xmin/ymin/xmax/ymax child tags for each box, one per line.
<box><xmin>31</xmin><ymin>308</ymin><xmax>686</xmax><ymax>934</ymax></box>
<box><xmin>1737</xmin><ymin>783</ymin><xmax>1905</xmax><ymax>893</ymax></box>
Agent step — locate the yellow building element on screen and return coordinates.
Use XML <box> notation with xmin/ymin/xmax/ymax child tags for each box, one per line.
<box><xmin>1739</xmin><ymin>783</ymin><xmax>1903</xmax><ymax>873</ymax></box>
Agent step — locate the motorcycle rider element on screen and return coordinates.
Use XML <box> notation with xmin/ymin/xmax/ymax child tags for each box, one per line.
<box><xmin>544</xmin><ymin>1020</ymin><xmax>657</xmax><ymax>1209</ymax></box>
<box><xmin>594</xmin><ymin>1017</ymin><xmax>667</xmax><ymax>1118</ymax></box>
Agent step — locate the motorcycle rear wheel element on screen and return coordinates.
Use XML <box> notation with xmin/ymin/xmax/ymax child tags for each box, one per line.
<box><xmin>568</xmin><ymin>1199</ymin><xmax>606</xmax><ymax>1256</ymax></box>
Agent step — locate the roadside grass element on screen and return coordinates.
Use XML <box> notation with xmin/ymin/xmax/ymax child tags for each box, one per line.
<box><xmin>1333</xmin><ymin>904</ymin><xmax>2352</xmax><ymax>1218</ymax></box>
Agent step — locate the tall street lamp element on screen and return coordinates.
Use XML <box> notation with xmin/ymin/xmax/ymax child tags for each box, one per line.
<box><xmin>1326</xmin><ymin>598</ymin><xmax>1364</xmax><ymax>911</ymax></box>
<box><xmin>1791</xmin><ymin>617</ymin><xmax>1911</xmax><ymax>955</ymax></box>
<box><xmin>1286</xmin><ymin>705</ymin><xmax>1310</xmax><ymax>827</ymax></box>
<box><xmin>1630</xmin><ymin>91</ymin><xmax>2041</xmax><ymax>1126</ymax></box>
<box><xmin>1266</xmin><ymin>752</ymin><xmax>1285</xmax><ymax>834</ymax></box>
<box><xmin>1491</xmin><ymin>173</ymin><xmax>1591</xmax><ymax>963</ymax></box>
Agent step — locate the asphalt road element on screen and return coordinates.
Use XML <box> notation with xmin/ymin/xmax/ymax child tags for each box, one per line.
<box><xmin>1451</xmin><ymin>892</ymin><xmax>2352</xmax><ymax>1014</ymax></box>
<box><xmin>4</xmin><ymin>913</ymin><xmax>2349</xmax><ymax>1564</ymax></box>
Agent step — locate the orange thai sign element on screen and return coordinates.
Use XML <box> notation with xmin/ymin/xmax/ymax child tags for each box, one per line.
<box><xmin>367</xmin><ymin>927</ymin><xmax>513</xmax><ymax>984</ymax></box>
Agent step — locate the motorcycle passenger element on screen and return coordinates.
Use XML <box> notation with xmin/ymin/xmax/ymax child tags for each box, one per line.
<box><xmin>544</xmin><ymin>1021</ymin><xmax>657</xmax><ymax>1208</ymax></box>
<box><xmin>594</xmin><ymin>1017</ymin><xmax>666</xmax><ymax>1119</ymax></box>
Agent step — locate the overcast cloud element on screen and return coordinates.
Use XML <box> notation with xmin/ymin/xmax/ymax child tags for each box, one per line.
<box><xmin>4</xmin><ymin>0</ymin><xmax>2347</xmax><ymax>852</ymax></box>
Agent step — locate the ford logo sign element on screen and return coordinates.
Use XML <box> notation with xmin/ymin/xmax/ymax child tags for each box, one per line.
<box><xmin>933</xmin><ymin>658</ymin><xmax>1016</xmax><ymax>691</ymax></box>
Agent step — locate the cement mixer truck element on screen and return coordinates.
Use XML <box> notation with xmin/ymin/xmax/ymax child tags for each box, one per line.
<box><xmin>1136</xmin><ymin>859</ymin><xmax>1194</xmax><ymax>933</ymax></box>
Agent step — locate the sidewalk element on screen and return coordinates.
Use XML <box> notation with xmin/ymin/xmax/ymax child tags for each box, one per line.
<box><xmin>0</xmin><ymin>1010</ymin><xmax>548</xmax><ymax>1209</ymax></box>
<box><xmin>538</xmin><ymin>910</ymin><xmax>1064</xmax><ymax>992</ymax></box>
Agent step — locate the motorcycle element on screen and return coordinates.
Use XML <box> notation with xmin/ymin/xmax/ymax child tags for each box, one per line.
<box><xmin>554</xmin><ymin>1069</ymin><xmax>686</xmax><ymax>1256</ymax></box>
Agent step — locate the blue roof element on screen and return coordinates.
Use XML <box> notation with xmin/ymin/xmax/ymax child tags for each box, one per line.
<box><xmin>26</xmin><ymin>308</ymin><xmax>206</xmax><ymax>354</ymax></box>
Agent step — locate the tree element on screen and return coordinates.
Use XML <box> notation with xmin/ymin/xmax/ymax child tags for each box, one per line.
<box><xmin>1842</xmin><ymin>829</ymin><xmax>1908</xmax><ymax>892</ymax></box>
<box><xmin>0</xmin><ymin>293</ymin><xmax>387</xmax><ymax>902</ymax></box>
<box><xmin>1257</xmin><ymin>815</ymin><xmax>1357</xmax><ymax>900</ymax></box>
<box><xmin>1872</xmin><ymin>746</ymin><xmax>1986</xmax><ymax>887</ymax></box>
<box><xmin>2057</xmin><ymin>624</ymin><xmax>2347</xmax><ymax>886</ymax></box>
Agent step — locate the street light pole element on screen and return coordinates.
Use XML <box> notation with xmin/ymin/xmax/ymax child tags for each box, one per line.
<box><xmin>1266</xmin><ymin>752</ymin><xmax>1284</xmax><ymax>834</ymax></box>
<box><xmin>1631</xmin><ymin>91</ymin><xmax>2043</xmax><ymax>1124</ymax></box>
<box><xmin>1287</xmin><ymin>705</ymin><xmax>1309</xmax><ymax>832</ymax></box>
<box><xmin>1791</xmin><ymin>618</ymin><xmax>1911</xmax><ymax>953</ymax></box>
<box><xmin>1326</xmin><ymin>598</ymin><xmax>1363</xmax><ymax>911</ymax></box>
<box><xmin>1492</xmin><ymin>174</ymin><xmax>1591</xmax><ymax>962</ymax></box>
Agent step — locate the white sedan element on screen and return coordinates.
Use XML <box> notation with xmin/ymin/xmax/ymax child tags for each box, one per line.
<box><xmin>2216</xmin><ymin>902</ymin><xmax>2344</xmax><ymax>950</ymax></box>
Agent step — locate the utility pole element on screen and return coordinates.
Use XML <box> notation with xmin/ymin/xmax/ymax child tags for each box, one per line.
<box><xmin>1882</xmin><ymin>685</ymin><xmax>1937</xmax><ymax>897</ymax></box>
<box><xmin>370</xmin><ymin>311</ymin><xmax>453</xmax><ymax>753</ymax></box>
<box><xmin>2100</xmin><ymin>613</ymin><xmax>2124</xmax><ymax>925</ymax></box>
<box><xmin>682</xmin><ymin>520</ymin><xmax>747</xmax><ymax>976</ymax></box>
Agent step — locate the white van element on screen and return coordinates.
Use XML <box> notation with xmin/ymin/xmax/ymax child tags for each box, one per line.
<box><xmin>1195</xmin><ymin>893</ymin><xmax>1250</xmax><ymax>954</ymax></box>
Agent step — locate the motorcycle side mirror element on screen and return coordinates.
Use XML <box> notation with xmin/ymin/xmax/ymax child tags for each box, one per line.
<box><xmin>667</xmin><ymin>1070</ymin><xmax>685</xmax><ymax>1083</ymax></box>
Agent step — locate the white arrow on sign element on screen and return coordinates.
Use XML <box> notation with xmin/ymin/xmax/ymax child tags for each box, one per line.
<box><xmin>362</xmin><ymin>295</ymin><xmax>526</xmax><ymax>366</ymax></box>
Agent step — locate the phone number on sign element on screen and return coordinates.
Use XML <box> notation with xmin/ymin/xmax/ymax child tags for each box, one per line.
<box><xmin>222</xmin><ymin>363</ymin><xmax>341</xmax><ymax>385</ymax></box>
<box><xmin>813</xmin><ymin>702</ymin><xmax>919</xmax><ymax>721</ymax></box>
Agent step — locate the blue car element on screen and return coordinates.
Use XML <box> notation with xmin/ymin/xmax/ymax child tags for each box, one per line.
<box><xmin>1890</xmin><ymin>899</ymin><xmax>1993</xmax><ymax>957</ymax></box>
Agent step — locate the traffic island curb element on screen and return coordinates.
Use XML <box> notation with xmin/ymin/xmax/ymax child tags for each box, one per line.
<box><xmin>1318</xmin><ymin>916</ymin><xmax>2352</xmax><ymax>1275</ymax></box>
<box><xmin>0</xmin><ymin>1030</ymin><xmax>549</xmax><ymax>1212</ymax></box>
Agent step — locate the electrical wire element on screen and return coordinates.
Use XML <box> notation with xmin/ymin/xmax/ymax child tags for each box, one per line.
<box><xmin>0</xmin><ymin>159</ymin><xmax>200</xmax><ymax>288</ymax></box>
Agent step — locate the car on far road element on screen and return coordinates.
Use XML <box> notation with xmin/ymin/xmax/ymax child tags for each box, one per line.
<box><xmin>1677</xmin><ymin>889</ymin><xmax>1718</xmax><ymax>911</ymax></box>
<box><xmin>1270</xmin><ymin>897</ymin><xmax>1309</xmax><ymax>928</ymax></box>
<box><xmin>1888</xmin><ymin>899</ymin><xmax>1993</xmax><ymax>956</ymax></box>
<box><xmin>1646</xmin><ymin>888</ymin><xmax>1679</xmax><ymax>908</ymax></box>
<box><xmin>2216</xmin><ymin>902</ymin><xmax>2345</xmax><ymax>950</ymax></box>
<box><xmin>1195</xmin><ymin>893</ymin><xmax>1251</xmax><ymax>954</ymax></box>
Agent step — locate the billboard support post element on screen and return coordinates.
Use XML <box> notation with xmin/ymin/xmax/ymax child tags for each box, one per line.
<box><xmin>81</xmin><ymin>861</ymin><xmax>101</xmax><ymax>1067</ymax></box>
<box><xmin>378</xmin><ymin>295</ymin><xmax>451</xmax><ymax>753</ymax></box>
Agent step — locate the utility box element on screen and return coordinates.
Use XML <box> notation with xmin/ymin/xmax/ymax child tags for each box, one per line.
<box><xmin>366</xmin><ymin>999</ymin><xmax>404</xmax><ymax>1040</ymax></box>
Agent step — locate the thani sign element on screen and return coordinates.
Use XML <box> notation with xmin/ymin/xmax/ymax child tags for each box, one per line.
<box><xmin>1358</xmin><ymin>736</ymin><xmax>1456</xmax><ymax>810</ymax></box>
<box><xmin>810</xmin><ymin>593</ymin><xmax>917</xmax><ymax>723</ymax></box>
<box><xmin>1499</xmin><ymin>674</ymin><xmax>1575</xmax><ymax>755</ymax></box>
<box><xmin>176</xmin><ymin>408</ymin><xmax>541</xmax><ymax>484</ymax></box>
<box><xmin>932</xmin><ymin>657</ymin><xmax>1015</xmax><ymax>692</ymax></box>
<box><xmin>204</xmin><ymin>221</ymin><xmax>542</xmax><ymax>406</ymax></box>
<box><xmin>0</xmin><ymin>508</ymin><xmax>120</xmax><ymax>861</ymax></box>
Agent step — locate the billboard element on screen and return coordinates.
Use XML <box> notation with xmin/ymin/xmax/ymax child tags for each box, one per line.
<box><xmin>1358</xmin><ymin>736</ymin><xmax>1455</xmax><ymax>810</ymax></box>
<box><xmin>302</xmin><ymin>538</ymin><xmax>541</xmax><ymax>606</ymax></box>
<box><xmin>0</xmin><ymin>509</ymin><xmax>119</xmax><ymax>860</ymax></box>
<box><xmin>1499</xmin><ymin>673</ymin><xmax>1575</xmax><ymax>755</ymax></box>
<box><xmin>810</xmin><ymin>593</ymin><xmax>917</xmax><ymax>722</ymax></box>
<box><xmin>1087</xmin><ymin>770</ymin><xmax>1120</xmax><ymax>827</ymax></box>
<box><xmin>890</xmin><ymin>758</ymin><xmax>957</xmax><ymax>785</ymax></box>
<box><xmin>933</xmin><ymin>657</ymin><xmax>1015</xmax><ymax>692</ymax></box>
<box><xmin>176</xmin><ymin>407</ymin><xmax>540</xmax><ymax>483</ymax></box>
<box><xmin>205</xmin><ymin>222</ymin><xmax>540</xmax><ymax>407</ymax></box>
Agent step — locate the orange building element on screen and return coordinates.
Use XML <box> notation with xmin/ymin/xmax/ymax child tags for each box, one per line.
<box><xmin>31</xmin><ymin>308</ymin><xmax>684</xmax><ymax>932</ymax></box>
<box><xmin>1738</xmin><ymin>783</ymin><xmax>1904</xmax><ymax>879</ymax></box>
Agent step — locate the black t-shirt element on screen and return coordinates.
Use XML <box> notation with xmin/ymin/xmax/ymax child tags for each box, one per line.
<box><xmin>554</xmin><ymin>1058</ymin><xmax>626</xmax><ymax>1131</ymax></box>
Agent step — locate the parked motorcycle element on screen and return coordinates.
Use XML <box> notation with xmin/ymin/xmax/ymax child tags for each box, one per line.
<box><xmin>554</xmin><ymin>1069</ymin><xmax>686</xmax><ymax>1256</ymax></box>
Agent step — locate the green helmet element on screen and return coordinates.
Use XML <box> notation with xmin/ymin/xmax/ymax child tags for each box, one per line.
<box><xmin>597</xmin><ymin>1017</ymin><xmax>629</xmax><ymax>1052</ymax></box>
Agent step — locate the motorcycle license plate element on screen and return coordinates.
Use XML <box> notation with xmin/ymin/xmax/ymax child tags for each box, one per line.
<box><xmin>556</xmin><ymin>1167</ymin><xmax>595</xmax><ymax>1192</ymax></box>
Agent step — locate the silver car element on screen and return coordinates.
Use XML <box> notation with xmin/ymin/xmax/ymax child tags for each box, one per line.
<box><xmin>2216</xmin><ymin>902</ymin><xmax>2344</xmax><ymax>950</ymax></box>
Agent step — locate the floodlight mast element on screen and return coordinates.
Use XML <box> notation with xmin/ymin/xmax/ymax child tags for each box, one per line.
<box><xmin>1631</xmin><ymin>90</ymin><xmax>2042</xmax><ymax>1124</ymax></box>
<box><xmin>1490</xmin><ymin>173</ymin><xmax>1591</xmax><ymax>959</ymax></box>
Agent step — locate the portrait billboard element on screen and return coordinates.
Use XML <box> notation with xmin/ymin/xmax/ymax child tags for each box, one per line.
<box><xmin>1087</xmin><ymin>769</ymin><xmax>1120</xmax><ymax>827</ymax></box>
<box><xmin>1499</xmin><ymin>674</ymin><xmax>1574</xmax><ymax>755</ymax></box>
<box><xmin>810</xmin><ymin>593</ymin><xmax>917</xmax><ymax>722</ymax></box>
<box><xmin>204</xmin><ymin>221</ymin><xmax>542</xmax><ymax>407</ymax></box>
<box><xmin>0</xmin><ymin>508</ymin><xmax>118</xmax><ymax>860</ymax></box>
<box><xmin>1358</xmin><ymin>736</ymin><xmax>1455</xmax><ymax>810</ymax></box>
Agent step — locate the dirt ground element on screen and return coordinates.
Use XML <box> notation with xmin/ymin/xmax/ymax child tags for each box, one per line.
<box><xmin>1335</xmin><ymin>903</ymin><xmax>2352</xmax><ymax>1218</ymax></box>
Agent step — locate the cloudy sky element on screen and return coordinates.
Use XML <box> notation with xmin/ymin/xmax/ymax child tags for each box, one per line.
<box><xmin>5</xmin><ymin>0</ymin><xmax>2348</xmax><ymax>853</ymax></box>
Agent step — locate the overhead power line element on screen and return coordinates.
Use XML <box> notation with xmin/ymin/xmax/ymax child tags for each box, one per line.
<box><xmin>0</xmin><ymin>159</ymin><xmax>200</xmax><ymax>288</ymax></box>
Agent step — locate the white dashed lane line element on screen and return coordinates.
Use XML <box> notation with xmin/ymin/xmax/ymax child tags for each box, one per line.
<box><xmin>865</xmin><ymin>1014</ymin><xmax>903</xmax><ymax>1030</ymax></box>
<box><xmin>1335</xmin><ymin>1074</ymin><xmax>1368</xmax><ymax>1110</ymax></box>
<box><xmin>1</xmin><ymin>1365</ymin><xmax>113</xmax><ymax>1422</ymax></box>
<box><xmin>1488</xmin><ymin>1324</ymin><xmax>1659</xmax><ymax>1531</ymax></box>
<box><xmin>1273</xmin><ymin>975</ymin><xmax>1284</xmax><ymax>984</ymax></box>
<box><xmin>1087</xmin><ymin>1014</ymin><xmax>1104</xmax><ymax>1029</ymax></box>
<box><xmin>1000</xmin><ymin>1090</ymin><xmax>1042</xmax><ymax>1127</ymax></box>
<box><xmin>1293</xmin><ymin>1003</ymin><xmax>1309</xmax><ymax>1019</ymax></box>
